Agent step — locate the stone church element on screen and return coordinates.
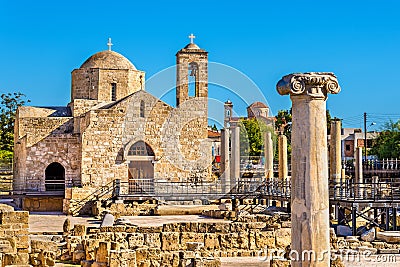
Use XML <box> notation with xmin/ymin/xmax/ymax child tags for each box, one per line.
<box><xmin>13</xmin><ymin>38</ymin><xmax>211</xmax><ymax>212</ymax></box>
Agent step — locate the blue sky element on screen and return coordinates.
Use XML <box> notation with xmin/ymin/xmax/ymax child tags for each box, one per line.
<box><xmin>1</xmin><ymin>0</ymin><xmax>399</xmax><ymax>129</ymax></box>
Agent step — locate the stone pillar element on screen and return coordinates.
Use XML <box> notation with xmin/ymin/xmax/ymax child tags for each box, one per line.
<box><xmin>230</xmin><ymin>125</ymin><xmax>241</xmax><ymax>188</ymax></box>
<box><xmin>277</xmin><ymin>72</ymin><xmax>341</xmax><ymax>267</ymax></box>
<box><xmin>221</xmin><ymin>129</ymin><xmax>231</xmax><ymax>193</ymax></box>
<box><xmin>264</xmin><ymin>131</ymin><xmax>274</xmax><ymax>179</ymax></box>
<box><xmin>330</xmin><ymin>119</ymin><xmax>341</xmax><ymax>200</ymax></box>
<box><xmin>355</xmin><ymin>147</ymin><xmax>363</xmax><ymax>198</ymax></box>
<box><xmin>278</xmin><ymin>134</ymin><xmax>288</xmax><ymax>180</ymax></box>
<box><xmin>341</xmin><ymin>168</ymin><xmax>346</xmax><ymax>197</ymax></box>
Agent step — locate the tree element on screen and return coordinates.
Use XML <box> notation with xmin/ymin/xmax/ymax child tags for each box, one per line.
<box><xmin>0</xmin><ymin>92</ymin><xmax>30</xmax><ymax>158</ymax></box>
<box><xmin>240</xmin><ymin>118</ymin><xmax>274</xmax><ymax>157</ymax></box>
<box><xmin>370</xmin><ymin>120</ymin><xmax>400</xmax><ymax>159</ymax></box>
<box><xmin>275</xmin><ymin>109</ymin><xmax>292</xmax><ymax>141</ymax></box>
<box><xmin>274</xmin><ymin>109</ymin><xmax>332</xmax><ymax>160</ymax></box>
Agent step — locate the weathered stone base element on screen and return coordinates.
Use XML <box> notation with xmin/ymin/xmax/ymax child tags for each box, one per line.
<box><xmin>23</xmin><ymin>197</ymin><xmax>64</xmax><ymax>212</ymax></box>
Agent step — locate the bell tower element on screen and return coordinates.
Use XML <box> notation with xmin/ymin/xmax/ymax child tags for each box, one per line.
<box><xmin>176</xmin><ymin>34</ymin><xmax>208</xmax><ymax>107</ymax></box>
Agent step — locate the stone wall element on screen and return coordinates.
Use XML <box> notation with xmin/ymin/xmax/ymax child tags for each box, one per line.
<box><xmin>80</xmin><ymin>107</ymin><xmax>126</xmax><ymax>187</ymax></box>
<box><xmin>80</xmin><ymin>89</ymin><xmax>211</xmax><ymax>188</ymax></box>
<box><xmin>0</xmin><ymin>207</ymin><xmax>60</xmax><ymax>266</ymax></box>
<box><xmin>14</xmin><ymin>106</ymin><xmax>81</xmax><ymax>196</ymax></box>
<box><xmin>65</xmin><ymin>216</ymin><xmax>291</xmax><ymax>266</ymax></box>
<box><xmin>71</xmin><ymin>68</ymin><xmax>144</xmax><ymax>102</ymax></box>
<box><xmin>0</xmin><ymin>209</ymin><xmax>30</xmax><ymax>266</ymax></box>
<box><xmin>69</xmin><ymin>99</ymin><xmax>101</xmax><ymax>118</ymax></box>
<box><xmin>23</xmin><ymin>196</ymin><xmax>64</xmax><ymax>212</ymax></box>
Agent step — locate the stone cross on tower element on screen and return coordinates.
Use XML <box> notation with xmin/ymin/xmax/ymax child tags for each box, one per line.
<box><xmin>188</xmin><ymin>33</ymin><xmax>195</xmax><ymax>44</ymax></box>
<box><xmin>107</xmin><ymin>38</ymin><xmax>113</xmax><ymax>51</ymax></box>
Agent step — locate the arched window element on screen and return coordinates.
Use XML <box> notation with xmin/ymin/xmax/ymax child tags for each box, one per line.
<box><xmin>140</xmin><ymin>100</ymin><xmax>145</xmax><ymax>118</ymax></box>
<box><xmin>188</xmin><ymin>62</ymin><xmax>198</xmax><ymax>97</ymax></box>
<box><xmin>128</xmin><ymin>141</ymin><xmax>155</xmax><ymax>156</ymax></box>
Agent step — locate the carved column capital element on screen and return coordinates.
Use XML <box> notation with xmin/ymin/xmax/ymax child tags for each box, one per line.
<box><xmin>276</xmin><ymin>72</ymin><xmax>341</xmax><ymax>99</ymax></box>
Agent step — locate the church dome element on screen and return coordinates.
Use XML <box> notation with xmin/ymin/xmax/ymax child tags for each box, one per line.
<box><xmin>80</xmin><ymin>50</ymin><xmax>136</xmax><ymax>70</ymax></box>
<box><xmin>184</xmin><ymin>43</ymin><xmax>201</xmax><ymax>49</ymax></box>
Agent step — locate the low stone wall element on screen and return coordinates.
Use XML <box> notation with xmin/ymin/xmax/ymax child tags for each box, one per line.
<box><xmin>0</xmin><ymin>209</ymin><xmax>30</xmax><ymax>266</ymax></box>
<box><xmin>64</xmin><ymin>218</ymin><xmax>292</xmax><ymax>267</ymax></box>
<box><xmin>0</xmin><ymin>207</ymin><xmax>59</xmax><ymax>267</ymax></box>
<box><xmin>23</xmin><ymin>197</ymin><xmax>64</xmax><ymax>212</ymax></box>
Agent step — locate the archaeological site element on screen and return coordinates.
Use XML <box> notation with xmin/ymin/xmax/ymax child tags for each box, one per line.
<box><xmin>1</xmin><ymin>36</ymin><xmax>400</xmax><ymax>267</ymax></box>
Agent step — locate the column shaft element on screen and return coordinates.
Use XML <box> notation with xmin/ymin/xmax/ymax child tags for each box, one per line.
<box><xmin>355</xmin><ymin>147</ymin><xmax>363</xmax><ymax>198</ymax></box>
<box><xmin>291</xmin><ymin>95</ymin><xmax>330</xmax><ymax>267</ymax></box>
<box><xmin>277</xmin><ymin>72</ymin><xmax>340</xmax><ymax>267</ymax></box>
<box><xmin>230</xmin><ymin>125</ymin><xmax>240</xmax><ymax>188</ymax></box>
<box><xmin>264</xmin><ymin>131</ymin><xmax>274</xmax><ymax>179</ymax></box>
<box><xmin>330</xmin><ymin>119</ymin><xmax>342</xmax><ymax>192</ymax></box>
<box><xmin>220</xmin><ymin>129</ymin><xmax>230</xmax><ymax>193</ymax></box>
<box><xmin>278</xmin><ymin>134</ymin><xmax>288</xmax><ymax>180</ymax></box>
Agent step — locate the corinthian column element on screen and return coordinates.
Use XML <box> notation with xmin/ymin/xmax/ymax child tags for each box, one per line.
<box><xmin>277</xmin><ymin>72</ymin><xmax>341</xmax><ymax>267</ymax></box>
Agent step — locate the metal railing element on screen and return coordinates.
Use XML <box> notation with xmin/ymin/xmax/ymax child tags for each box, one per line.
<box><xmin>112</xmin><ymin>177</ymin><xmax>292</xmax><ymax>201</ymax></box>
<box><xmin>0</xmin><ymin>178</ymin><xmax>82</xmax><ymax>194</ymax></box>
<box><xmin>3</xmin><ymin>175</ymin><xmax>400</xmax><ymax>204</ymax></box>
<box><xmin>330</xmin><ymin>177</ymin><xmax>400</xmax><ymax>202</ymax></box>
<box><xmin>344</xmin><ymin>159</ymin><xmax>400</xmax><ymax>172</ymax></box>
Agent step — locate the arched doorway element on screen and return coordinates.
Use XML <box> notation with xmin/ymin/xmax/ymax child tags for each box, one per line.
<box><xmin>127</xmin><ymin>141</ymin><xmax>155</xmax><ymax>194</ymax></box>
<box><xmin>45</xmin><ymin>162</ymin><xmax>65</xmax><ymax>191</ymax></box>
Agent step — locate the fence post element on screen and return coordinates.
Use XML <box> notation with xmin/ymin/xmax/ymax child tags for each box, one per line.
<box><xmin>113</xmin><ymin>179</ymin><xmax>121</xmax><ymax>197</ymax></box>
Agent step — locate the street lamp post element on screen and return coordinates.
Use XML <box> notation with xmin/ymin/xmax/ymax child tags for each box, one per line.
<box><xmin>363</xmin><ymin>112</ymin><xmax>376</xmax><ymax>162</ymax></box>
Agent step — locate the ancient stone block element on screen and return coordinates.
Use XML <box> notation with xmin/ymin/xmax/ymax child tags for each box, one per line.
<box><xmin>73</xmin><ymin>250</ymin><xmax>86</xmax><ymax>263</ymax></box>
<box><xmin>247</xmin><ymin>222</ymin><xmax>266</xmax><ymax>229</ymax></box>
<box><xmin>128</xmin><ymin>233</ymin><xmax>144</xmax><ymax>248</ymax></box>
<box><xmin>256</xmin><ymin>230</ymin><xmax>275</xmax><ymax>249</ymax></box>
<box><xmin>0</xmin><ymin>211</ymin><xmax>29</xmax><ymax>224</ymax></box>
<box><xmin>219</xmin><ymin>234</ymin><xmax>231</xmax><ymax>250</ymax></box>
<box><xmin>204</xmin><ymin>233</ymin><xmax>219</xmax><ymax>250</ymax></box>
<box><xmin>136</xmin><ymin>225</ymin><xmax>162</xmax><ymax>233</ymax></box>
<box><xmin>30</xmin><ymin>239</ymin><xmax>58</xmax><ymax>252</ymax></box>
<box><xmin>15</xmin><ymin>234</ymin><xmax>30</xmax><ymax>249</ymax></box>
<box><xmin>371</xmin><ymin>241</ymin><xmax>386</xmax><ymax>249</ymax></box>
<box><xmin>180</xmin><ymin>232</ymin><xmax>204</xmax><ymax>250</ymax></box>
<box><xmin>3</xmin><ymin>252</ymin><xmax>30</xmax><ymax>266</ymax></box>
<box><xmin>275</xmin><ymin>228</ymin><xmax>291</xmax><ymax>249</ymax></box>
<box><xmin>376</xmin><ymin>231</ymin><xmax>400</xmax><ymax>243</ymax></box>
<box><xmin>73</xmin><ymin>224</ymin><xmax>87</xmax><ymax>236</ymax></box>
<box><xmin>230</xmin><ymin>222</ymin><xmax>247</xmax><ymax>232</ymax></box>
<box><xmin>95</xmin><ymin>242</ymin><xmax>110</xmax><ymax>263</ymax></box>
<box><xmin>234</xmin><ymin>232</ymin><xmax>249</xmax><ymax>249</ymax></box>
<box><xmin>111</xmin><ymin>232</ymin><xmax>127</xmax><ymax>249</ymax></box>
<box><xmin>100</xmin><ymin>213</ymin><xmax>115</xmax><ymax>227</ymax></box>
<box><xmin>144</xmin><ymin>233</ymin><xmax>161</xmax><ymax>248</ymax></box>
<box><xmin>161</xmin><ymin>232</ymin><xmax>180</xmax><ymax>251</ymax></box>
<box><xmin>0</xmin><ymin>238</ymin><xmax>16</xmax><ymax>253</ymax></box>
<box><xmin>270</xmin><ymin>258</ymin><xmax>290</xmax><ymax>267</ymax></box>
<box><xmin>109</xmin><ymin>249</ymin><xmax>137</xmax><ymax>267</ymax></box>
<box><xmin>162</xmin><ymin>223</ymin><xmax>180</xmax><ymax>232</ymax></box>
<box><xmin>160</xmin><ymin>251</ymin><xmax>180</xmax><ymax>267</ymax></box>
<box><xmin>207</xmin><ymin>223</ymin><xmax>230</xmax><ymax>233</ymax></box>
<box><xmin>63</xmin><ymin>218</ymin><xmax>71</xmax><ymax>233</ymax></box>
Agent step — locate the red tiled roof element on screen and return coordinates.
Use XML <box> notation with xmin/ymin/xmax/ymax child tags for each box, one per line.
<box><xmin>208</xmin><ymin>130</ymin><xmax>221</xmax><ymax>138</ymax></box>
